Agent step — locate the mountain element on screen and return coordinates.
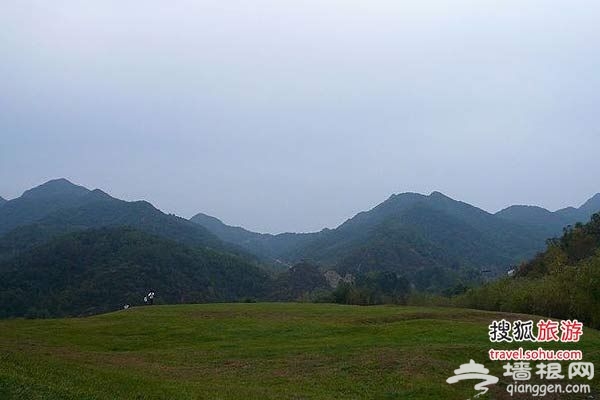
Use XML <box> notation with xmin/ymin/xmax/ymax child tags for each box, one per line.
<box><xmin>0</xmin><ymin>179</ymin><xmax>244</xmax><ymax>259</ymax></box>
<box><xmin>0</xmin><ymin>196</ymin><xmax>6</xmax><ymax>207</ymax></box>
<box><xmin>495</xmin><ymin>193</ymin><xmax>600</xmax><ymax>235</ymax></box>
<box><xmin>192</xmin><ymin>191</ymin><xmax>600</xmax><ymax>290</ymax></box>
<box><xmin>189</xmin><ymin>213</ymin><xmax>313</xmax><ymax>261</ymax></box>
<box><xmin>0</xmin><ymin>179</ymin><xmax>91</xmax><ymax>235</ymax></box>
<box><xmin>518</xmin><ymin>212</ymin><xmax>600</xmax><ymax>278</ymax></box>
<box><xmin>287</xmin><ymin>192</ymin><xmax>546</xmax><ymax>286</ymax></box>
<box><xmin>0</xmin><ymin>227</ymin><xmax>269</xmax><ymax>318</ymax></box>
<box><xmin>458</xmin><ymin>212</ymin><xmax>600</xmax><ymax>328</ymax></box>
<box><xmin>566</xmin><ymin>192</ymin><xmax>600</xmax><ymax>219</ymax></box>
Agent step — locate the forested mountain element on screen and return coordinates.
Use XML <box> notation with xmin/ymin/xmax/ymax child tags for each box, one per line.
<box><xmin>0</xmin><ymin>179</ymin><xmax>91</xmax><ymax>235</ymax></box>
<box><xmin>288</xmin><ymin>192</ymin><xmax>545</xmax><ymax>271</ymax></box>
<box><xmin>0</xmin><ymin>179</ymin><xmax>243</xmax><ymax>257</ymax></box>
<box><xmin>190</xmin><ymin>213</ymin><xmax>313</xmax><ymax>260</ymax></box>
<box><xmin>0</xmin><ymin>227</ymin><xmax>269</xmax><ymax>318</ymax></box>
<box><xmin>495</xmin><ymin>193</ymin><xmax>600</xmax><ymax>236</ymax></box>
<box><xmin>458</xmin><ymin>213</ymin><xmax>600</xmax><ymax>328</ymax></box>
<box><xmin>0</xmin><ymin>179</ymin><xmax>272</xmax><ymax>317</ymax></box>
<box><xmin>2</xmin><ymin>179</ymin><xmax>599</xmax><ymax>317</ymax></box>
<box><xmin>517</xmin><ymin>212</ymin><xmax>600</xmax><ymax>278</ymax></box>
<box><xmin>192</xmin><ymin>191</ymin><xmax>600</xmax><ymax>290</ymax></box>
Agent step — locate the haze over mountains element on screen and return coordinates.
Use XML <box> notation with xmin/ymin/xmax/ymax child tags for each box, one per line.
<box><xmin>496</xmin><ymin>193</ymin><xmax>600</xmax><ymax>236</ymax></box>
<box><xmin>1</xmin><ymin>178</ymin><xmax>599</xmax><ymax>317</ymax></box>
<box><xmin>0</xmin><ymin>178</ymin><xmax>238</xmax><ymax>255</ymax></box>
<box><xmin>192</xmin><ymin>190</ymin><xmax>600</xmax><ymax>280</ymax></box>
<box><xmin>0</xmin><ymin>179</ymin><xmax>271</xmax><ymax>317</ymax></box>
<box><xmin>0</xmin><ymin>227</ymin><xmax>268</xmax><ymax>318</ymax></box>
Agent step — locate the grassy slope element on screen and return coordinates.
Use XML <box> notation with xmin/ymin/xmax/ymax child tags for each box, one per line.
<box><xmin>0</xmin><ymin>303</ymin><xmax>598</xmax><ymax>399</ymax></box>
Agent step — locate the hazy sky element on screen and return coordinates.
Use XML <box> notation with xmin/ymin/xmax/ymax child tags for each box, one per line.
<box><xmin>2</xmin><ymin>0</ymin><xmax>600</xmax><ymax>233</ymax></box>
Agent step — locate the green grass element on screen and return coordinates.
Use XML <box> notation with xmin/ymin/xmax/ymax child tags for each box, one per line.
<box><xmin>0</xmin><ymin>303</ymin><xmax>598</xmax><ymax>399</ymax></box>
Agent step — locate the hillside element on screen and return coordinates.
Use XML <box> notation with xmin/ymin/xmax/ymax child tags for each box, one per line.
<box><xmin>457</xmin><ymin>213</ymin><xmax>600</xmax><ymax>328</ymax></box>
<box><xmin>519</xmin><ymin>212</ymin><xmax>600</xmax><ymax>278</ymax></box>
<box><xmin>0</xmin><ymin>227</ymin><xmax>269</xmax><ymax>318</ymax></box>
<box><xmin>193</xmin><ymin>192</ymin><xmax>569</xmax><ymax>290</ymax></box>
<box><xmin>495</xmin><ymin>193</ymin><xmax>600</xmax><ymax>235</ymax></box>
<box><xmin>1</xmin><ymin>303</ymin><xmax>598</xmax><ymax>399</ymax></box>
<box><xmin>190</xmin><ymin>213</ymin><xmax>313</xmax><ymax>260</ymax></box>
<box><xmin>293</xmin><ymin>192</ymin><xmax>544</xmax><ymax>270</ymax></box>
<box><xmin>0</xmin><ymin>179</ymin><xmax>245</xmax><ymax>259</ymax></box>
<box><xmin>0</xmin><ymin>179</ymin><xmax>91</xmax><ymax>235</ymax></box>
<box><xmin>193</xmin><ymin>192</ymin><xmax>600</xmax><ymax>290</ymax></box>
<box><xmin>3</xmin><ymin>179</ymin><xmax>599</xmax><ymax>314</ymax></box>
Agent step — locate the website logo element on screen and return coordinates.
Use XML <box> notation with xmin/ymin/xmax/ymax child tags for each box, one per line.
<box><xmin>446</xmin><ymin>360</ymin><xmax>499</xmax><ymax>398</ymax></box>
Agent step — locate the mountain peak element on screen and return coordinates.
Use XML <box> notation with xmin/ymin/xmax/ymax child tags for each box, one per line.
<box><xmin>21</xmin><ymin>178</ymin><xmax>90</xmax><ymax>200</ymax></box>
<box><xmin>87</xmin><ymin>188</ymin><xmax>114</xmax><ymax>201</ymax></box>
<box><xmin>386</xmin><ymin>192</ymin><xmax>426</xmax><ymax>202</ymax></box>
<box><xmin>579</xmin><ymin>193</ymin><xmax>600</xmax><ymax>213</ymax></box>
<box><xmin>429</xmin><ymin>191</ymin><xmax>450</xmax><ymax>199</ymax></box>
<box><xmin>41</xmin><ymin>178</ymin><xmax>72</xmax><ymax>186</ymax></box>
<box><xmin>495</xmin><ymin>205</ymin><xmax>554</xmax><ymax>223</ymax></box>
<box><xmin>498</xmin><ymin>204</ymin><xmax>552</xmax><ymax>214</ymax></box>
<box><xmin>191</xmin><ymin>212</ymin><xmax>224</xmax><ymax>224</ymax></box>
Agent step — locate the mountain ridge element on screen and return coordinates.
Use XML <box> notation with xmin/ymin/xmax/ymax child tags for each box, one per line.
<box><xmin>2</xmin><ymin>179</ymin><xmax>600</xmax><ymax>315</ymax></box>
<box><xmin>495</xmin><ymin>192</ymin><xmax>600</xmax><ymax>234</ymax></box>
<box><xmin>191</xmin><ymin>191</ymin><xmax>600</xmax><ymax>290</ymax></box>
<box><xmin>0</xmin><ymin>178</ymin><xmax>249</xmax><ymax>261</ymax></box>
<box><xmin>0</xmin><ymin>226</ymin><xmax>269</xmax><ymax>318</ymax></box>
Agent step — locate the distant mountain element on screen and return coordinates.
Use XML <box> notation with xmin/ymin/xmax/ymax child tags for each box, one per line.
<box><xmin>190</xmin><ymin>213</ymin><xmax>313</xmax><ymax>260</ymax></box>
<box><xmin>287</xmin><ymin>192</ymin><xmax>546</xmax><ymax>287</ymax></box>
<box><xmin>458</xmin><ymin>212</ymin><xmax>600</xmax><ymax>329</ymax></box>
<box><xmin>519</xmin><ymin>212</ymin><xmax>600</xmax><ymax>278</ymax></box>
<box><xmin>192</xmin><ymin>191</ymin><xmax>600</xmax><ymax>291</ymax></box>
<box><xmin>558</xmin><ymin>193</ymin><xmax>600</xmax><ymax>221</ymax></box>
<box><xmin>0</xmin><ymin>196</ymin><xmax>6</xmax><ymax>207</ymax></box>
<box><xmin>0</xmin><ymin>179</ymin><xmax>242</xmax><ymax>258</ymax></box>
<box><xmin>495</xmin><ymin>193</ymin><xmax>600</xmax><ymax>235</ymax></box>
<box><xmin>0</xmin><ymin>227</ymin><xmax>269</xmax><ymax>318</ymax></box>
<box><xmin>0</xmin><ymin>179</ymin><xmax>91</xmax><ymax>235</ymax></box>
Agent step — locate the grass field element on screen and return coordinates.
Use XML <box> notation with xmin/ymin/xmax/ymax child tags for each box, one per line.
<box><xmin>0</xmin><ymin>303</ymin><xmax>598</xmax><ymax>399</ymax></box>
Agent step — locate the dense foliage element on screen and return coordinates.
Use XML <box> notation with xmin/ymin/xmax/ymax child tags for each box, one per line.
<box><xmin>332</xmin><ymin>271</ymin><xmax>411</xmax><ymax>305</ymax></box>
<box><xmin>455</xmin><ymin>213</ymin><xmax>600</xmax><ymax>328</ymax></box>
<box><xmin>0</xmin><ymin>227</ymin><xmax>269</xmax><ymax>318</ymax></box>
<box><xmin>2</xmin><ymin>179</ymin><xmax>599</xmax><ymax>319</ymax></box>
<box><xmin>496</xmin><ymin>193</ymin><xmax>600</xmax><ymax>237</ymax></box>
<box><xmin>194</xmin><ymin>191</ymin><xmax>576</xmax><ymax>291</ymax></box>
<box><xmin>268</xmin><ymin>261</ymin><xmax>331</xmax><ymax>301</ymax></box>
<box><xmin>0</xmin><ymin>179</ymin><xmax>245</xmax><ymax>257</ymax></box>
<box><xmin>190</xmin><ymin>213</ymin><xmax>315</xmax><ymax>260</ymax></box>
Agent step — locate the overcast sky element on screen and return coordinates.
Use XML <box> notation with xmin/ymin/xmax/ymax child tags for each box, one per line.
<box><xmin>1</xmin><ymin>0</ymin><xmax>600</xmax><ymax>233</ymax></box>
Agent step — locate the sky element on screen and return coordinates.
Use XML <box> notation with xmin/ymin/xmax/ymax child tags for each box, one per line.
<box><xmin>1</xmin><ymin>0</ymin><xmax>600</xmax><ymax>233</ymax></box>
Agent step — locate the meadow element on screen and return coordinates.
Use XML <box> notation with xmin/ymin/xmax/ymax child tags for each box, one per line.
<box><xmin>0</xmin><ymin>303</ymin><xmax>598</xmax><ymax>399</ymax></box>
